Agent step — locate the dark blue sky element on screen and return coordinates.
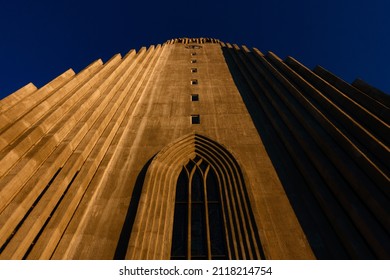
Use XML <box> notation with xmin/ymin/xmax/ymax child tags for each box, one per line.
<box><xmin>1</xmin><ymin>0</ymin><xmax>389</xmax><ymax>100</ymax></box>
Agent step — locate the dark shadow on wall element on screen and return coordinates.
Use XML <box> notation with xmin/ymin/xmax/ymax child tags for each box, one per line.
<box><xmin>114</xmin><ymin>156</ymin><xmax>155</xmax><ymax>260</ymax></box>
<box><xmin>220</xmin><ymin>46</ymin><xmax>349</xmax><ymax>259</ymax></box>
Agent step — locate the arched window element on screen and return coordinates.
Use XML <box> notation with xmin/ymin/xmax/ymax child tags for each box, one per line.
<box><xmin>127</xmin><ymin>133</ymin><xmax>264</xmax><ymax>260</ymax></box>
<box><xmin>171</xmin><ymin>156</ymin><xmax>228</xmax><ymax>259</ymax></box>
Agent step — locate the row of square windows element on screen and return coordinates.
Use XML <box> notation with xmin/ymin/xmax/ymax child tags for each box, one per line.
<box><xmin>191</xmin><ymin>52</ymin><xmax>200</xmax><ymax>124</ymax></box>
<box><xmin>191</xmin><ymin>52</ymin><xmax>197</xmax><ymax>63</ymax></box>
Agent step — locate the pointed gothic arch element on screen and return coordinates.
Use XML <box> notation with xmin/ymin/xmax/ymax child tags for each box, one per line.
<box><xmin>126</xmin><ymin>133</ymin><xmax>264</xmax><ymax>259</ymax></box>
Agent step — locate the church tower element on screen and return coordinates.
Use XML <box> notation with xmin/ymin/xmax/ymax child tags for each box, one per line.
<box><xmin>0</xmin><ymin>38</ymin><xmax>388</xmax><ymax>259</ymax></box>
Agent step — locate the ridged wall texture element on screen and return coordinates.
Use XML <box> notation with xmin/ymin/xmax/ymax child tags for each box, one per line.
<box><xmin>0</xmin><ymin>38</ymin><xmax>389</xmax><ymax>260</ymax></box>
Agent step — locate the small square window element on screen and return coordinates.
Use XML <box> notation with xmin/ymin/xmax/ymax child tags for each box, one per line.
<box><xmin>191</xmin><ymin>79</ymin><xmax>198</xmax><ymax>85</ymax></box>
<box><xmin>191</xmin><ymin>68</ymin><xmax>197</xmax><ymax>73</ymax></box>
<box><xmin>191</xmin><ymin>94</ymin><xmax>199</xmax><ymax>101</ymax></box>
<box><xmin>191</xmin><ymin>115</ymin><xmax>200</xmax><ymax>124</ymax></box>
<box><xmin>191</xmin><ymin>59</ymin><xmax>197</xmax><ymax>63</ymax></box>
<box><xmin>191</xmin><ymin>52</ymin><xmax>197</xmax><ymax>56</ymax></box>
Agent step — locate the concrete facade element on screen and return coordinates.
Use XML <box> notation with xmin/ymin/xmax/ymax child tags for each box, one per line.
<box><xmin>0</xmin><ymin>38</ymin><xmax>388</xmax><ymax>259</ymax></box>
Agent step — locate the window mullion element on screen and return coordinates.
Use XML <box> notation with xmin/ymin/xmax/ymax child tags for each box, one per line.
<box><xmin>215</xmin><ymin>170</ymin><xmax>233</xmax><ymax>259</ymax></box>
<box><xmin>204</xmin><ymin>165</ymin><xmax>212</xmax><ymax>260</ymax></box>
<box><xmin>187</xmin><ymin>171</ymin><xmax>192</xmax><ymax>260</ymax></box>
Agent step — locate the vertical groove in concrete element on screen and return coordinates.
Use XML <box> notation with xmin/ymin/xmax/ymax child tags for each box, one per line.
<box><xmin>313</xmin><ymin>66</ymin><xmax>389</xmax><ymax>121</ymax></box>
<box><xmin>0</xmin><ymin>58</ymin><xmax>116</xmax><ymax>215</ymax></box>
<box><xmin>0</xmin><ymin>53</ymin><xmax>132</xmax><ymax>258</ymax></box>
<box><xmin>233</xmin><ymin>53</ymin><xmax>349</xmax><ymax>258</ymax></box>
<box><xmin>223</xmin><ymin>44</ymin><xmax>382</xmax><ymax>258</ymax></box>
<box><xmin>24</xmin><ymin>50</ymin><xmax>142</xmax><ymax>260</ymax></box>
<box><xmin>265</xmin><ymin>53</ymin><xmax>389</xmax><ymax>170</ymax></box>
<box><xmin>0</xmin><ymin>56</ymin><xmax>123</xmax><ymax>215</ymax></box>
<box><xmin>0</xmin><ymin>83</ymin><xmax>37</xmax><ymax>112</ymax></box>
<box><xmin>225</xmin><ymin>46</ymin><xmax>341</xmax><ymax>259</ymax></box>
<box><xmin>263</xmin><ymin>53</ymin><xmax>390</xmax><ymax>194</ymax></box>
<box><xmin>223</xmin><ymin>43</ymin><xmax>316</xmax><ymax>259</ymax></box>
<box><xmin>0</xmin><ymin>47</ymin><xmax>156</xmax><ymax>259</ymax></box>
<box><xmin>254</xmin><ymin>52</ymin><xmax>390</xmax><ymax>203</ymax></box>
<box><xmin>352</xmin><ymin>79</ymin><xmax>390</xmax><ymax>106</ymax></box>
<box><xmin>284</xmin><ymin>57</ymin><xmax>389</xmax><ymax>144</ymax></box>
<box><xmin>50</xmin><ymin>44</ymin><xmax>164</xmax><ymax>259</ymax></box>
<box><xmin>0</xmin><ymin>69</ymin><xmax>76</xmax><ymax>133</ymax></box>
<box><xmin>0</xmin><ymin>63</ymin><xmax>102</xmax><ymax>178</ymax></box>
<box><xmin>257</xmin><ymin>51</ymin><xmax>388</xmax><ymax>258</ymax></box>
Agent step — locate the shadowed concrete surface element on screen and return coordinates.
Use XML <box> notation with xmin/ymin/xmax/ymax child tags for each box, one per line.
<box><xmin>0</xmin><ymin>38</ymin><xmax>388</xmax><ymax>260</ymax></box>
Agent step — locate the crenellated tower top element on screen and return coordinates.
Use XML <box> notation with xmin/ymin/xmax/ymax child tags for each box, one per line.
<box><xmin>165</xmin><ymin>37</ymin><xmax>221</xmax><ymax>45</ymax></box>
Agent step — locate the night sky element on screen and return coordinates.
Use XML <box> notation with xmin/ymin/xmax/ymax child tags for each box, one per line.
<box><xmin>1</xmin><ymin>0</ymin><xmax>389</xmax><ymax>100</ymax></box>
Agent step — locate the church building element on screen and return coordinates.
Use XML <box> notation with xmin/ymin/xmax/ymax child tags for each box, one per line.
<box><xmin>0</xmin><ymin>38</ymin><xmax>388</xmax><ymax>259</ymax></box>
